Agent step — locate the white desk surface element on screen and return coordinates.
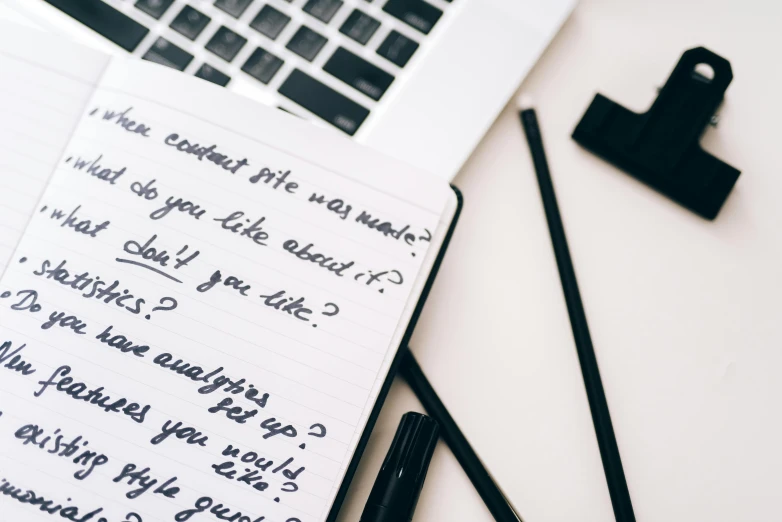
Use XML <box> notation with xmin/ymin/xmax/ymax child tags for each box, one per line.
<box><xmin>337</xmin><ymin>0</ymin><xmax>782</xmax><ymax>521</ymax></box>
<box><xmin>2</xmin><ymin>0</ymin><xmax>779</xmax><ymax>520</ymax></box>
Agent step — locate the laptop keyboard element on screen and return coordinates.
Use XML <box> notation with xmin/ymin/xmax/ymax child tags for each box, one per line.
<box><xmin>42</xmin><ymin>0</ymin><xmax>453</xmax><ymax>137</ymax></box>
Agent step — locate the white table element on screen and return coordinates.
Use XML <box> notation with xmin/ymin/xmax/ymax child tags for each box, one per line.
<box><xmin>2</xmin><ymin>0</ymin><xmax>778</xmax><ymax>519</ymax></box>
<box><xmin>337</xmin><ymin>0</ymin><xmax>782</xmax><ymax>520</ymax></box>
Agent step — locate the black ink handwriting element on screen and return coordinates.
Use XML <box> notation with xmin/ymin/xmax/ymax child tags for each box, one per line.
<box><xmin>150</xmin><ymin>196</ymin><xmax>207</xmax><ymax>221</ymax></box>
<box><xmin>42</xmin><ymin>204</ymin><xmax>110</xmax><ymax>238</ymax></box>
<box><xmin>213</xmin><ymin>211</ymin><xmax>269</xmax><ymax>246</ymax></box>
<box><xmin>208</xmin><ymin>397</ymin><xmax>258</xmax><ymax>424</ymax></box>
<box><xmin>259</xmin><ymin>417</ymin><xmax>297</xmax><ymax>439</ymax></box>
<box><xmin>118</xmin><ymin>234</ymin><xmax>199</xmax><ymax>283</ymax></box>
<box><xmin>34</xmin><ymin>365</ymin><xmax>151</xmax><ymax>423</ymax></box>
<box><xmin>9</xmin><ymin>289</ymin><xmax>42</xmax><ymax>313</ymax></box>
<box><xmin>40</xmin><ymin>310</ymin><xmax>88</xmax><ymax>335</ymax></box>
<box><xmin>0</xmin><ymin>477</ymin><xmax>106</xmax><ymax>519</ymax></box>
<box><xmin>14</xmin><ymin>423</ymin><xmax>108</xmax><ymax>480</ymax></box>
<box><xmin>164</xmin><ymin>133</ymin><xmax>249</xmax><ymax>174</ymax></box>
<box><xmin>130</xmin><ymin>178</ymin><xmax>159</xmax><ymax>200</ymax></box>
<box><xmin>282</xmin><ymin>240</ymin><xmax>354</xmax><ymax>277</ymax></box>
<box><xmin>152</xmin><ymin>353</ymin><xmax>269</xmax><ymax>409</ymax></box>
<box><xmin>112</xmin><ymin>463</ymin><xmax>179</xmax><ymax>500</ymax></box>
<box><xmin>248</xmin><ymin>168</ymin><xmax>298</xmax><ymax>193</ymax></box>
<box><xmin>221</xmin><ymin>443</ymin><xmax>305</xmax><ymax>481</ymax></box>
<box><xmin>196</xmin><ymin>270</ymin><xmax>251</xmax><ymax>295</ymax></box>
<box><xmin>174</xmin><ymin>496</ymin><xmax>275</xmax><ymax>522</ymax></box>
<box><xmin>150</xmin><ymin>419</ymin><xmax>209</xmax><ymax>447</ymax></box>
<box><xmin>307</xmin><ymin>192</ymin><xmax>351</xmax><ymax>220</ymax></box>
<box><xmin>99</xmin><ymin>106</ymin><xmax>151</xmax><ymax>137</ymax></box>
<box><xmin>32</xmin><ymin>258</ymin><xmax>180</xmax><ymax>319</ymax></box>
<box><xmin>66</xmin><ymin>153</ymin><xmax>125</xmax><ymax>185</ymax></box>
<box><xmin>95</xmin><ymin>325</ymin><xmax>149</xmax><ymax>358</ymax></box>
<box><xmin>257</xmin><ymin>290</ymin><xmax>312</xmax><ymax>322</ymax></box>
<box><xmin>0</xmin><ymin>340</ymin><xmax>36</xmax><ymax>376</ymax></box>
<box><xmin>355</xmin><ymin>211</ymin><xmax>415</xmax><ymax>242</ymax></box>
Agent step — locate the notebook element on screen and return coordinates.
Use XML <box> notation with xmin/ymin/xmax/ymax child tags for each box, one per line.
<box><xmin>0</xmin><ymin>22</ymin><xmax>460</xmax><ymax>522</ymax></box>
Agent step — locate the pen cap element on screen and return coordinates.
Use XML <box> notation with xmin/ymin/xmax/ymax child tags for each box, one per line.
<box><xmin>360</xmin><ymin>412</ymin><xmax>439</xmax><ymax>522</ymax></box>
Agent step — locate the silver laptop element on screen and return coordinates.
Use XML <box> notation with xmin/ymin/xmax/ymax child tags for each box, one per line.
<box><xmin>6</xmin><ymin>0</ymin><xmax>575</xmax><ymax>180</ymax></box>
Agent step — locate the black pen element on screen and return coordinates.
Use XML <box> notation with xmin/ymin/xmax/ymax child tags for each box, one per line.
<box><xmin>400</xmin><ymin>351</ymin><xmax>522</xmax><ymax>522</ymax></box>
<box><xmin>360</xmin><ymin>412</ymin><xmax>438</xmax><ymax>522</ymax></box>
<box><xmin>517</xmin><ymin>97</ymin><xmax>636</xmax><ymax>522</ymax></box>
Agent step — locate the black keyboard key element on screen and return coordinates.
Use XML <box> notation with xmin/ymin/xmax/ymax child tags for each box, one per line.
<box><xmin>339</xmin><ymin>9</ymin><xmax>380</xmax><ymax>45</ymax></box>
<box><xmin>206</xmin><ymin>26</ymin><xmax>247</xmax><ymax>62</ymax></box>
<box><xmin>302</xmin><ymin>0</ymin><xmax>343</xmax><ymax>24</ymax></box>
<box><xmin>195</xmin><ymin>63</ymin><xmax>231</xmax><ymax>86</ymax></box>
<box><xmin>142</xmin><ymin>37</ymin><xmax>194</xmax><ymax>71</ymax></box>
<box><xmin>324</xmin><ymin>47</ymin><xmax>393</xmax><ymax>101</ymax></box>
<box><xmin>134</xmin><ymin>0</ymin><xmax>175</xmax><ymax>20</ymax></box>
<box><xmin>279</xmin><ymin>69</ymin><xmax>369</xmax><ymax>136</ymax></box>
<box><xmin>286</xmin><ymin>26</ymin><xmax>327</xmax><ymax>62</ymax></box>
<box><xmin>241</xmin><ymin>47</ymin><xmax>284</xmax><ymax>84</ymax></box>
<box><xmin>382</xmin><ymin>0</ymin><xmax>442</xmax><ymax>34</ymax></box>
<box><xmin>43</xmin><ymin>0</ymin><xmax>149</xmax><ymax>52</ymax></box>
<box><xmin>214</xmin><ymin>0</ymin><xmax>254</xmax><ymax>18</ymax></box>
<box><xmin>170</xmin><ymin>6</ymin><xmax>211</xmax><ymax>40</ymax></box>
<box><xmin>250</xmin><ymin>5</ymin><xmax>291</xmax><ymax>41</ymax></box>
<box><xmin>376</xmin><ymin>30</ymin><xmax>419</xmax><ymax>67</ymax></box>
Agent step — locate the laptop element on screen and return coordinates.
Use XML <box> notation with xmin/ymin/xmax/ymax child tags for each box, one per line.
<box><xmin>6</xmin><ymin>0</ymin><xmax>576</xmax><ymax>180</ymax></box>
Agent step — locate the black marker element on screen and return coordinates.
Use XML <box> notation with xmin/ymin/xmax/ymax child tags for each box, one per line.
<box><xmin>360</xmin><ymin>412</ymin><xmax>438</xmax><ymax>522</ymax></box>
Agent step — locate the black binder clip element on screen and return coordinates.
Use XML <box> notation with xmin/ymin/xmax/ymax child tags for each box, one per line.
<box><xmin>572</xmin><ymin>47</ymin><xmax>740</xmax><ymax>219</ymax></box>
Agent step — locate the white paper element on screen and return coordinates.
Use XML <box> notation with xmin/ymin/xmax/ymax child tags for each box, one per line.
<box><xmin>0</xmin><ymin>29</ymin><xmax>453</xmax><ymax>522</ymax></box>
<box><xmin>0</xmin><ymin>28</ymin><xmax>108</xmax><ymax>275</ymax></box>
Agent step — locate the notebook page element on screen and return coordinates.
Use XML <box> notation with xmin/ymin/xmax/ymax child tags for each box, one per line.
<box><xmin>0</xmin><ymin>54</ymin><xmax>452</xmax><ymax>522</ymax></box>
<box><xmin>0</xmin><ymin>24</ymin><xmax>108</xmax><ymax>275</ymax></box>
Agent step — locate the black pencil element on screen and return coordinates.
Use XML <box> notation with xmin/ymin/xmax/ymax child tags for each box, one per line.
<box><xmin>400</xmin><ymin>350</ymin><xmax>522</xmax><ymax>522</ymax></box>
<box><xmin>518</xmin><ymin>100</ymin><xmax>636</xmax><ymax>522</ymax></box>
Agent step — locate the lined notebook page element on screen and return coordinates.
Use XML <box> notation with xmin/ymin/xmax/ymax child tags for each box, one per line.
<box><xmin>0</xmin><ymin>48</ymin><xmax>453</xmax><ymax>522</ymax></box>
<box><xmin>0</xmin><ymin>28</ymin><xmax>108</xmax><ymax>275</ymax></box>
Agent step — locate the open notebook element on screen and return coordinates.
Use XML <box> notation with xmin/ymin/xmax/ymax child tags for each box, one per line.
<box><xmin>0</xmin><ymin>23</ymin><xmax>459</xmax><ymax>522</ymax></box>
